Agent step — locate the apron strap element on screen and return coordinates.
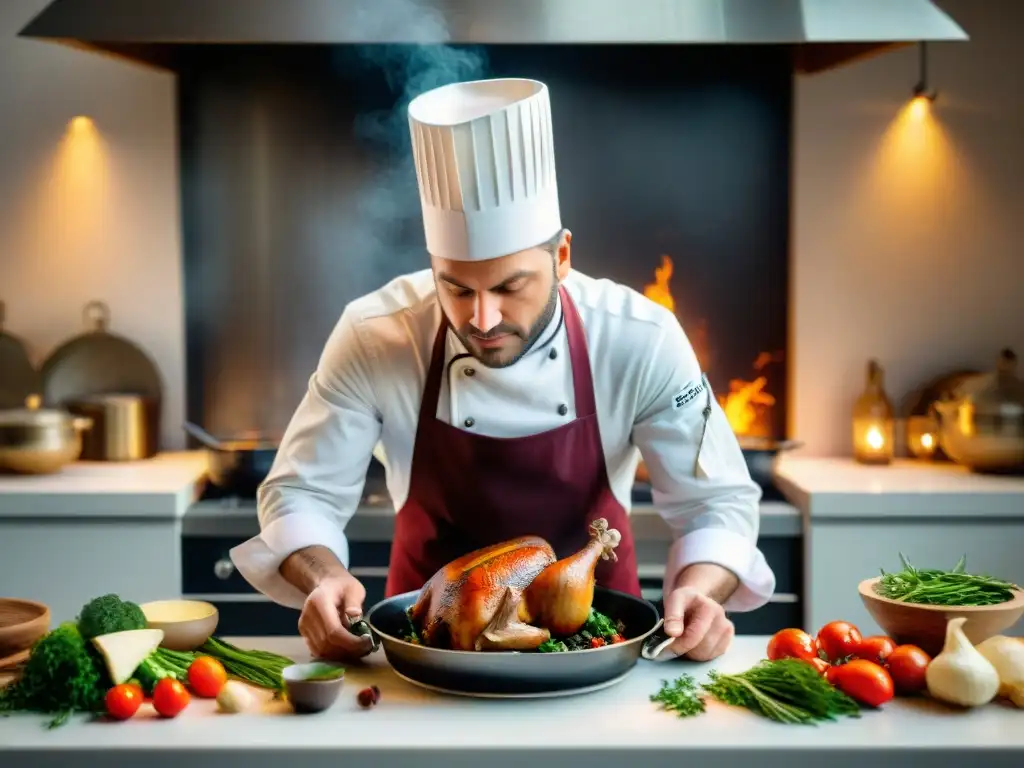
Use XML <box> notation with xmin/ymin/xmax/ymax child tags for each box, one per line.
<box><xmin>558</xmin><ymin>284</ymin><xmax>597</xmax><ymax>419</ymax></box>
<box><xmin>418</xmin><ymin>285</ymin><xmax>599</xmax><ymax>422</ymax></box>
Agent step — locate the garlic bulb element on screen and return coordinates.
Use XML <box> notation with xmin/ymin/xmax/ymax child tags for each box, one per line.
<box><xmin>976</xmin><ymin>635</ymin><xmax>1024</xmax><ymax>707</ymax></box>
<box><xmin>925</xmin><ymin>617</ymin><xmax>1000</xmax><ymax>707</ymax></box>
<box><xmin>217</xmin><ymin>680</ymin><xmax>256</xmax><ymax>713</ymax></box>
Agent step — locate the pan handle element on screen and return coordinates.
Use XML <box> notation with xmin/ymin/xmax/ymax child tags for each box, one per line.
<box><xmin>182</xmin><ymin>420</ymin><xmax>224</xmax><ymax>450</ymax></box>
<box><xmin>348</xmin><ymin>617</ymin><xmax>382</xmax><ymax>654</ymax></box>
<box><xmin>641</xmin><ymin>618</ymin><xmax>677</xmax><ymax>661</ymax></box>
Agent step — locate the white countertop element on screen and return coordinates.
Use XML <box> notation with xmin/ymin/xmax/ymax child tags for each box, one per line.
<box><xmin>774</xmin><ymin>455</ymin><xmax>1024</xmax><ymax>518</ymax></box>
<box><xmin>0</xmin><ymin>451</ymin><xmax>209</xmax><ymax>518</ymax></box>
<box><xmin>3</xmin><ymin>636</ymin><xmax>1022</xmax><ymax>767</ymax></box>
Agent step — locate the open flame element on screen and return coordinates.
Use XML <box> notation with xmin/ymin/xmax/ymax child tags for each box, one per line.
<box><xmin>642</xmin><ymin>255</ymin><xmax>779</xmax><ymax>437</ymax></box>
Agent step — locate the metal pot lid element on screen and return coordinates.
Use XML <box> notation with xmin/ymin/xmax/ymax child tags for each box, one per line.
<box><xmin>39</xmin><ymin>301</ymin><xmax>163</xmax><ymax>406</ymax></box>
<box><xmin>0</xmin><ymin>395</ymin><xmax>75</xmax><ymax>427</ymax></box>
<box><xmin>0</xmin><ymin>300</ymin><xmax>41</xmax><ymax>410</ymax></box>
<box><xmin>953</xmin><ymin>349</ymin><xmax>1024</xmax><ymax>419</ymax></box>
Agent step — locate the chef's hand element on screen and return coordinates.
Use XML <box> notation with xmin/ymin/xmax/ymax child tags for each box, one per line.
<box><xmin>660</xmin><ymin>585</ymin><xmax>735</xmax><ymax>662</ymax></box>
<box><xmin>298</xmin><ymin>573</ymin><xmax>374</xmax><ymax>661</ymax></box>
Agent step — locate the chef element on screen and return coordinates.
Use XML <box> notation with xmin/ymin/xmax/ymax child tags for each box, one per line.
<box><xmin>230</xmin><ymin>77</ymin><xmax>776</xmax><ymax>664</ymax></box>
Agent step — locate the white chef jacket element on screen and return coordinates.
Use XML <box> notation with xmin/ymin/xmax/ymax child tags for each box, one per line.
<box><xmin>230</xmin><ymin>268</ymin><xmax>776</xmax><ymax>613</ymax></box>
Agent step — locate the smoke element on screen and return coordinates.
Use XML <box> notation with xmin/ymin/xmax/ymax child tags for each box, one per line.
<box><xmin>330</xmin><ymin>0</ymin><xmax>489</xmax><ymax>283</ymax></box>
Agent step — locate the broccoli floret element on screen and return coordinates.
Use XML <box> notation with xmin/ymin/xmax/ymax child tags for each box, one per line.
<box><xmin>0</xmin><ymin>622</ymin><xmax>107</xmax><ymax>727</ymax></box>
<box><xmin>77</xmin><ymin>594</ymin><xmax>147</xmax><ymax>639</ymax></box>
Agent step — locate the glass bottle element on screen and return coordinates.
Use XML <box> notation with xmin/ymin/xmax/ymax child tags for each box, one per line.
<box><xmin>852</xmin><ymin>359</ymin><xmax>894</xmax><ymax>465</ymax></box>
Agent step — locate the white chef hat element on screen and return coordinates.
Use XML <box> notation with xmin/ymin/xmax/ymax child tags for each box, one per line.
<box><xmin>407</xmin><ymin>78</ymin><xmax>562</xmax><ymax>263</ymax></box>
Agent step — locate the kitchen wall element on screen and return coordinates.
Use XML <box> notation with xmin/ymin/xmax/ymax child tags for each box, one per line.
<box><xmin>791</xmin><ymin>0</ymin><xmax>1024</xmax><ymax>455</ymax></box>
<box><xmin>0</xmin><ymin>0</ymin><xmax>185</xmax><ymax>450</ymax></box>
<box><xmin>1</xmin><ymin>0</ymin><xmax>1021</xmax><ymax>457</ymax></box>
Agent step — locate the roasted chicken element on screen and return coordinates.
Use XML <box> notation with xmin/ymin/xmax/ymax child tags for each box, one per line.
<box><xmin>408</xmin><ymin>518</ymin><xmax>622</xmax><ymax>651</ymax></box>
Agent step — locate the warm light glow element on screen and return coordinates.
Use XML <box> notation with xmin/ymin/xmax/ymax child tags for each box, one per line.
<box><xmin>908</xmin><ymin>95</ymin><xmax>931</xmax><ymax>121</ymax></box>
<box><xmin>921</xmin><ymin>432</ymin><xmax>935</xmax><ymax>450</ymax></box>
<box><xmin>16</xmin><ymin>114</ymin><xmax>113</xmax><ymax>272</ymax></box>
<box><xmin>643</xmin><ymin>255</ymin><xmax>779</xmax><ymax>437</ymax></box>
<box><xmin>866</xmin><ymin>426</ymin><xmax>885</xmax><ymax>451</ymax></box>
<box><xmin>858</xmin><ymin>94</ymin><xmax>961</xmax><ymax>233</ymax></box>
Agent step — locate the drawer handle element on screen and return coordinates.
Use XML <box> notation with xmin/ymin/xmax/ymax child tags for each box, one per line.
<box><xmin>214</xmin><ymin>558</ymin><xmax>235</xmax><ymax>580</ymax></box>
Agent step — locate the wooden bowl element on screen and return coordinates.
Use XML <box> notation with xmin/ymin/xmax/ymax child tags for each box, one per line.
<box><xmin>858</xmin><ymin>577</ymin><xmax>1024</xmax><ymax>657</ymax></box>
<box><xmin>140</xmin><ymin>599</ymin><xmax>219</xmax><ymax>651</ymax></box>
<box><xmin>0</xmin><ymin>598</ymin><xmax>51</xmax><ymax>656</ymax></box>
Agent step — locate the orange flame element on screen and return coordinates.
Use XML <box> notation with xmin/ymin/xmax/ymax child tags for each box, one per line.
<box><xmin>642</xmin><ymin>255</ymin><xmax>778</xmax><ymax>437</ymax></box>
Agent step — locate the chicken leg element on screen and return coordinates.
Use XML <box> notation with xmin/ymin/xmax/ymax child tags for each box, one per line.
<box><xmin>522</xmin><ymin>518</ymin><xmax>622</xmax><ymax>636</ymax></box>
<box><xmin>474</xmin><ymin>587</ymin><xmax>551</xmax><ymax>651</ymax></box>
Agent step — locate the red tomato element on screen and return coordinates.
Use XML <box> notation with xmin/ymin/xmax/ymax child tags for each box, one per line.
<box><xmin>609</xmin><ymin>634</ymin><xmax>625</xmax><ymax>644</ymax></box>
<box><xmin>824</xmin><ymin>664</ymin><xmax>843</xmax><ymax>686</ymax></box>
<box><xmin>152</xmin><ymin>678</ymin><xmax>190</xmax><ymax>718</ymax></box>
<box><xmin>105</xmin><ymin>683</ymin><xmax>143</xmax><ymax>720</ymax></box>
<box><xmin>590</xmin><ymin>637</ymin><xmax>606</xmax><ymax>648</ymax></box>
<box><xmin>858</xmin><ymin>635</ymin><xmax>897</xmax><ymax>665</ymax></box>
<box><xmin>188</xmin><ymin>656</ymin><xmax>227</xmax><ymax>698</ymax></box>
<box><xmin>816</xmin><ymin>621</ymin><xmax>863</xmax><ymax>662</ymax></box>
<box><xmin>831</xmin><ymin>659</ymin><xmax>895</xmax><ymax>707</ymax></box>
<box><xmin>807</xmin><ymin>657</ymin><xmax>831</xmax><ymax>675</ymax></box>
<box><xmin>885</xmin><ymin>644</ymin><xmax>931</xmax><ymax>694</ymax></box>
<box><xmin>766</xmin><ymin>628</ymin><xmax>819</xmax><ymax>662</ymax></box>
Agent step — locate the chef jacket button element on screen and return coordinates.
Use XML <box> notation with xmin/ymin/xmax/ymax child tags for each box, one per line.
<box><xmin>558</xmin><ymin>404</ymin><xmax>568</xmax><ymax>416</ymax></box>
<box><xmin>464</xmin><ymin>367</ymin><xmax>475</xmax><ymax>377</ymax></box>
<box><xmin>464</xmin><ymin>417</ymin><xmax>475</xmax><ymax>428</ymax></box>
<box><xmin>549</xmin><ymin>348</ymin><xmax>558</xmax><ymax>360</ymax></box>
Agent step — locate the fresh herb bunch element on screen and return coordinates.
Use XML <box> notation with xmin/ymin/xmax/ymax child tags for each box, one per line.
<box><xmin>702</xmin><ymin>658</ymin><xmax>861</xmax><ymax>724</ymax></box>
<box><xmin>651</xmin><ymin>674</ymin><xmax>706</xmax><ymax>718</ymax></box>
<box><xmin>874</xmin><ymin>553</ymin><xmax>1018</xmax><ymax>606</ymax></box>
<box><xmin>0</xmin><ymin>622</ymin><xmax>107</xmax><ymax>729</ymax></box>
<box><xmin>200</xmin><ymin>637</ymin><xmax>292</xmax><ymax>691</ymax></box>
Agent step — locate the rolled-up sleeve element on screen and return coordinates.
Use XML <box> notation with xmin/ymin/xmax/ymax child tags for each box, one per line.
<box><xmin>229</xmin><ymin>306</ymin><xmax>383</xmax><ymax>609</ymax></box>
<box><xmin>630</xmin><ymin>316</ymin><xmax>776</xmax><ymax>613</ymax></box>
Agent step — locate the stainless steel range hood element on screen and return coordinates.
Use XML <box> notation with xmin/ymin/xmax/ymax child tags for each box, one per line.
<box><xmin>20</xmin><ymin>0</ymin><xmax>968</xmax><ymax>74</ymax></box>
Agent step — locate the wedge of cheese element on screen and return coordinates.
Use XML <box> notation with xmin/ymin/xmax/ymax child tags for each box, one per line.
<box><xmin>92</xmin><ymin>629</ymin><xmax>165</xmax><ymax>684</ymax></box>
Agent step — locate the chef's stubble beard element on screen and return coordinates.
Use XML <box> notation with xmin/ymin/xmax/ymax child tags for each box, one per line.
<box><xmin>453</xmin><ymin>259</ymin><xmax>560</xmax><ymax>370</ymax></box>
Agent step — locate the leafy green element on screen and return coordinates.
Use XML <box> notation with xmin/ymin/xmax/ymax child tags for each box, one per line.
<box><xmin>537</xmin><ymin>639</ymin><xmax>569</xmax><ymax>653</ymax></box>
<box><xmin>651</xmin><ymin>674</ymin><xmax>706</xmax><ymax>717</ymax></box>
<box><xmin>0</xmin><ymin>622</ymin><xmax>107</xmax><ymax>728</ymax></box>
<box><xmin>536</xmin><ymin>609</ymin><xmax>625</xmax><ymax>652</ymax></box>
<box><xmin>874</xmin><ymin>553</ymin><xmax>1018</xmax><ymax>606</ymax></box>
<box><xmin>701</xmin><ymin>659</ymin><xmax>861</xmax><ymax>725</ymax></box>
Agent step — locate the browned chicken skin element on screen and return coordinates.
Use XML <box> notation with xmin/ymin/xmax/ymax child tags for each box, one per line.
<box><xmin>409</xmin><ymin>519</ymin><xmax>622</xmax><ymax>651</ymax></box>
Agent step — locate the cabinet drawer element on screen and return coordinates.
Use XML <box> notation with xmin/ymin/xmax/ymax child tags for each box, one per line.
<box><xmin>182</xmin><ymin>536</ymin><xmax>393</xmax><ymax>595</ymax></box>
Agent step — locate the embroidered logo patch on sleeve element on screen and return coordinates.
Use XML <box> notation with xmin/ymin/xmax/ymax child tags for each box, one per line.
<box><xmin>673</xmin><ymin>378</ymin><xmax>707</xmax><ymax>410</ymax></box>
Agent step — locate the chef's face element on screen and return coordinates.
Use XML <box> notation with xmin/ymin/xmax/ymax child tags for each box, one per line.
<box><xmin>433</xmin><ymin>230</ymin><xmax>572</xmax><ymax>368</ymax></box>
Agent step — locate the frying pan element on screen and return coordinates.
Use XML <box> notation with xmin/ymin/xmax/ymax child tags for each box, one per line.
<box><xmin>183</xmin><ymin>421</ymin><xmax>278</xmax><ymax>498</ymax></box>
<box><xmin>359</xmin><ymin>586</ymin><xmax>669</xmax><ymax>697</ymax></box>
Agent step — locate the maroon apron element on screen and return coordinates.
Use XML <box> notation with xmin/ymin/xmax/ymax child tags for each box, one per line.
<box><xmin>385</xmin><ymin>285</ymin><xmax>641</xmax><ymax>599</ymax></box>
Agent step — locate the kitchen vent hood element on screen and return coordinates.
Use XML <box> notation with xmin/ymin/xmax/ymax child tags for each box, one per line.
<box><xmin>20</xmin><ymin>0</ymin><xmax>968</xmax><ymax>74</ymax></box>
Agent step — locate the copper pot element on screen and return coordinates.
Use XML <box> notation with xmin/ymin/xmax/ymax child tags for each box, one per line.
<box><xmin>0</xmin><ymin>395</ymin><xmax>93</xmax><ymax>474</ymax></box>
<box><xmin>65</xmin><ymin>393</ymin><xmax>161</xmax><ymax>461</ymax></box>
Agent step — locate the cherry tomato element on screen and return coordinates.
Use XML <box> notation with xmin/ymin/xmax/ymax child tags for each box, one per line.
<box><xmin>885</xmin><ymin>644</ymin><xmax>931</xmax><ymax>694</ymax></box>
<box><xmin>807</xmin><ymin>657</ymin><xmax>831</xmax><ymax>675</ymax></box>
<box><xmin>831</xmin><ymin>659</ymin><xmax>894</xmax><ymax>708</ymax></box>
<box><xmin>766</xmin><ymin>628</ymin><xmax>819</xmax><ymax>662</ymax></box>
<box><xmin>816</xmin><ymin>621</ymin><xmax>863</xmax><ymax>662</ymax></box>
<box><xmin>858</xmin><ymin>635</ymin><xmax>897</xmax><ymax>665</ymax></box>
<box><xmin>105</xmin><ymin>683</ymin><xmax>143</xmax><ymax>720</ymax></box>
<box><xmin>824</xmin><ymin>664</ymin><xmax>843</xmax><ymax>686</ymax></box>
<box><xmin>610</xmin><ymin>634</ymin><xmax>625</xmax><ymax>644</ymax></box>
<box><xmin>590</xmin><ymin>637</ymin><xmax>606</xmax><ymax>648</ymax></box>
<box><xmin>188</xmin><ymin>656</ymin><xmax>227</xmax><ymax>698</ymax></box>
<box><xmin>152</xmin><ymin>678</ymin><xmax>190</xmax><ymax>718</ymax></box>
